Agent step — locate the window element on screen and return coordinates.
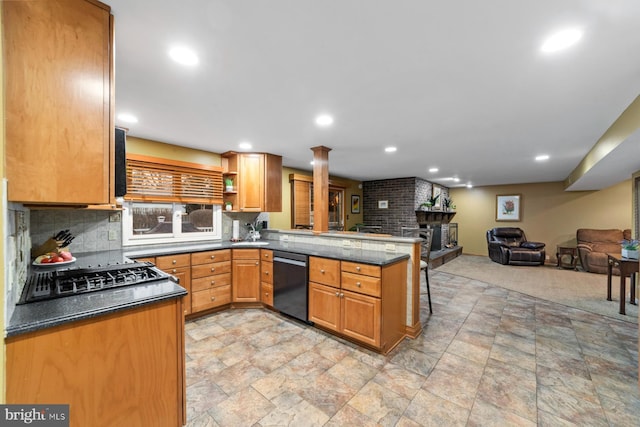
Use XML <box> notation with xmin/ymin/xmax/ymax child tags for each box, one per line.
<box><xmin>122</xmin><ymin>154</ymin><xmax>223</xmax><ymax>246</ymax></box>
<box><xmin>122</xmin><ymin>202</ymin><xmax>221</xmax><ymax>245</ymax></box>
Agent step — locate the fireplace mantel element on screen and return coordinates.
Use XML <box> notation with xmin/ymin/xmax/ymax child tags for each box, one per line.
<box><xmin>415</xmin><ymin>210</ymin><xmax>456</xmax><ymax>225</ymax></box>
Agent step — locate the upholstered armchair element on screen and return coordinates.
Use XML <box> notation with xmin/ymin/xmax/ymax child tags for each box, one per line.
<box><xmin>486</xmin><ymin>227</ymin><xmax>546</xmax><ymax>266</ymax></box>
<box><xmin>576</xmin><ymin>228</ymin><xmax>631</xmax><ymax>274</ymax></box>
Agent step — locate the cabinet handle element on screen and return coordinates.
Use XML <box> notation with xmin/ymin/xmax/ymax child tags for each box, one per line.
<box><xmin>265</xmin><ymin>271</ymin><xmax>269</xmax><ymax>275</ymax></box>
<box><xmin>211</xmin><ymin>296</ymin><xmax>216</xmax><ymax>301</ymax></box>
<box><xmin>255</xmin><ymin>261</ymin><xmax>259</xmax><ymax>266</ymax></box>
<box><xmin>211</xmin><ymin>267</ymin><xmax>215</xmax><ymax>272</ymax></box>
<box><xmin>172</xmin><ymin>269</ymin><xmax>177</xmax><ymax>273</ymax></box>
<box><xmin>265</xmin><ymin>293</ymin><xmax>269</xmax><ymax>297</ymax></box>
<box><xmin>211</xmin><ymin>280</ymin><xmax>215</xmax><ymax>285</ymax></box>
<box><xmin>321</xmin><ymin>269</ymin><xmax>325</xmax><ymax>274</ymax></box>
<box><xmin>356</xmin><ymin>266</ymin><xmax>361</xmax><ymax>271</ymax></box>
<box><xmin>356</xmin><ymin>282</ymin><xmax>361</xmax><ymax>287</ymax></box>
<box><xmin>211</xmin><ymin>255</ymin><xmax>215</xmax><ymax>259</ymax></box>
<box><xmin>340</xmin><ymin>293</ymin><xmax>344</xmax><ymax>298</ymax></box>
<box><xmin>172</xmin><ymin>259</ymin><xmax>177</xmax><ymax>265</ymax></box>
<box><xmin>335</xmin><ymin>292</ymin><xmax>340</xmax><ymax>297</ymax></box>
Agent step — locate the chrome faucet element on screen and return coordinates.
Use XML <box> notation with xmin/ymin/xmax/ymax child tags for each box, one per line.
<box><xmin>246</xmin><ymin>222</ymin><xmax>260</xmax><ymax>241</ymax></box>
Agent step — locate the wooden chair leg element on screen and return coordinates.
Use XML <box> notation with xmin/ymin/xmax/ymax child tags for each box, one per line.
<box><xmin>425</xmin><ymin>268</ymin><xmax>433</xmax><ymax>314</ymax></box>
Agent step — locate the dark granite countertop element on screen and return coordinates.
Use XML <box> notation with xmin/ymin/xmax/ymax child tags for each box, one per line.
<box><xmin>6</xmin><ymin>279</ymin><xmax>186</xmax><ymax>338</ymax></box>
<box><xmin>7</xmin><ymin>238</ymin><xmax>408</xmax><ymax>338</ymax></box>
<box><xmin>123</xmin><ymin>240</ymin><xmax>410</xmax><ymax>266</ymax></box>
<box><xmin>7</xmin><ymin>250</ymin><xmax>187</xmax><ymax>338</ymax></box>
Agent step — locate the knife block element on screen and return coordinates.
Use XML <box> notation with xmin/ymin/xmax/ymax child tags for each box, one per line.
<box><xmin>31</xmin><ymin>238</ymin><xmax>60</xmax><ymax>258</ymax></box>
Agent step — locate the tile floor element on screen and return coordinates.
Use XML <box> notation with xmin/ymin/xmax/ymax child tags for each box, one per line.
<box><xmin>184</xmin><ymin>270</ymin><xmax>640</xmax><ymax>426</ymax></box>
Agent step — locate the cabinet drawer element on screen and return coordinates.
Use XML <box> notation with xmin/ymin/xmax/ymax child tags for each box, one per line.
<box><xmin>191</xmin><ymin>249</ymin><xmax>231</xmax><ymax>265</ymax></box>
<box><xmin>191</xmin><ymin>273</ymin><xmax>231</xmax><ymax>292</ymax></box>
<box><xmin>341</xmin><ymin>271</ymin><xmax>381</xmax><ymax>297</ymax></box>
<box><xmin>232</xmin><ymin>248</ymin><xmax>260</xmax><ymax>259</ymax></box>
<box><xmin>309</xmin><ymin>257</ymin><xmax>341</xmax><ymax>287</ymax></box>
<box><xmin>261</xmin><ymin>261</ymin><xmax>273</xmax><ymax>284</ymax></box>
<box><xmin>341</xmin><ymin>261</ymin><xmax>381</xmax><ymax>278</ymax></box>
<box><xmin>261</xmin><ymin>249</ymin><xmax>273</xmax><ymax>261</ymax></box>
<box><xmin>155</xmin><ymin>253</ymin><xmax>190</xmax><ymax>269</ymax></box>
<box><xmin>261</xmin><ymin>282</ymin><xmax>274</xmax><ymax>306</ymax></box>
<box><xmin>192</xmin><ymin>261</ymin><xmax>231</xmax><ymax>279</ymax></box>
<box><xmin>134</xmin><ymin>257</ymin><xmax>156</xmax><ymax>265</ymax></box>
<box><xmin>191</xmin><ymin>285</ymin><xmax>231</xmax><ymax>312</ymax></box>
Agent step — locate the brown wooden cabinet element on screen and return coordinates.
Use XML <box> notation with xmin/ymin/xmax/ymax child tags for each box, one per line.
<box><xmin>260</xmin><ymin>249</ymin><xmax>274</xmax><ymax>306</ymax></box>
<box><xmin>3</xmin><ymin>0</ymin><xmax>115</xmax><ymax>205</ymax></box>
<box><xmin>232</xmin><ymin>249</ymin><xmax>261</xmax><ymax>302</ymax></box>
<box><xmin>308</xmin><ymin>256</ymin><xmax>407</xmax><ymax>353</ymax></box>
<box><xmin>156</xmin><ymin>253</ymin><xmax>192</xmax><ymax>316</ymax></box>
<box><xmin>191</xmin><ymin>250</ymin><xmax>231</xmax><ymax>313</ymax></box>
<box><xmin>6</xmin><ymin>299</ymin><xmax>186</xmax><ymax>427</ymax></box>
<box><xmin>222</xmin><ymin>152</ymin><xmax>282</xmax><ymax>212</ymax></box>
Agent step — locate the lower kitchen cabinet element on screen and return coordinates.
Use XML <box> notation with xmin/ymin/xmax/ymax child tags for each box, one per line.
<box><xmin>156</xmin><ymin>253</ymin><xmax>192</xmax><ymax>316</ymax></box>
<box><xmin>6</xmin><ymin>298</ymin><xmax>186</xmax><ymax>427</ymax></box>
<box><xmin>232</xmin><ymin>249</ymin><xmax>261</xmax><ymax>302</ymax></box>
<box><xmin>308</xmin><ymin>256</ymin><xmax>406</xmax><ymax>353</ymax></box>
<box><xmin>261</xmin><ymin>249</ymin><xmax>273</xmax><ymax>307</ymax></box>
<box><xmin>191</xmin><ymin>249</ymin><xmax>231</xmax><ymax>313</ymax></box>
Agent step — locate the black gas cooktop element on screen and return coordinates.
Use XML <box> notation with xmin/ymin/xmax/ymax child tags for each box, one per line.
<box><xmin>18</xmin><ymin>262</ymin><xmax>172</xmax><ymax>304</ymax></box>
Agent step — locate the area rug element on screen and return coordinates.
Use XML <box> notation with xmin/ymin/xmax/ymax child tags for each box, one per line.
<box><xmin>434</xmin><ymin>254</ymin><xmax>638</xmax><ymax>324</ymax></box>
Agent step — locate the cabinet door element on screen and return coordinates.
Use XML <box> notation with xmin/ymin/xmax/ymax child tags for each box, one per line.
<box><xmin>232</xmin><ymin>259</ymin><xmax>260</xmax><ymax>302</ymax></box>
<box><xmin>4</xmin><ymin>0</ymin><xmax>112</xmax><ymax>204</ymax></box>
<box><xmin>341</xmin><ymin>290</ymin><xmax>381</xmax><ymax>347</ymax></box>
<box><xmin>167</xmin><ymin>267</ymin><xmax>191</xmax><ymax>316</ymax></box>
<box><xmin>239</xmin><ymin>154</ymin><xmax>265</xmax><ymax>211</ymax></box>
<box><xmin>308</xmin><ymin>282</ymin><xmax>341</xmax><ymax>332</ymax></box>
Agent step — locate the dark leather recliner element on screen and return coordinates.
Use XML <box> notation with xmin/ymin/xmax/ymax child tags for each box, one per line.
<box><xmin>486</xmin><ymin>227</ymin><xmax>546</xmax><ymax>266</ymax></box>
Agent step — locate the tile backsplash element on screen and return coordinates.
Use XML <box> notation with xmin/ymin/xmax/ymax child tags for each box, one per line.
<box><xmin>30</xmin><ymin>209</ymin><xmax>122</xmax><ymax>254</ymax></box>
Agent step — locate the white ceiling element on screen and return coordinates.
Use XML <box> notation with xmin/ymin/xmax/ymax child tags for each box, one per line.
<box><xmin>108</xmin><ymin>0</ymin><xmax>640</xmax><ymax>189</ymax></box>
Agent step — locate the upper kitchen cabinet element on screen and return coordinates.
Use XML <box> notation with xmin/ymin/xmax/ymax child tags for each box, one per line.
<box><xmin>3</xmin><ymin>0</ymin><xmax>114</xmax><ymax>205</ymax></box>
<box><xmin>222</xmin><ymin>152</ymin><xmax>282</xmax><ymax>212</ymax></box>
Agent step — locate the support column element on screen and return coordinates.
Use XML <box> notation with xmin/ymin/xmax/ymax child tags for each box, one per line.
<box><xmin>311</xmin><ymin>146</ymin><xmax>331</xmax><ymax>233</ymax></box>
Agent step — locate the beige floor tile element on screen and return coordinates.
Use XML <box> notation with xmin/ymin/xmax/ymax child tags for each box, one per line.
<box><xmin>347</xmin><ymin>381</ymin><xmax>410</xmax><ymax>426</ymax></box>
<box><xmin>403</xmin><ymin>389</ymin><xmax>469</xmax><ymax>427</ymax></box>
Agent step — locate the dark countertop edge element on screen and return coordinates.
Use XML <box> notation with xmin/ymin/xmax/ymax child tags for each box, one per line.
<box><xmin>6</xmin><ymin>287</ymin><xmax>187</xmax><ymax>339</ymax></box>
<box><xmin>124</xmin><ymin>241</ymin><xmax>410</xmax><ymax>266</ymax></box>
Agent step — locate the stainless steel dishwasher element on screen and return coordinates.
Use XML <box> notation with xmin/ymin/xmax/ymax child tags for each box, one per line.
<box><xmin>272</xmin><ymin>251</ymin><xmax>309</xmax><ymax>323</ymax></box>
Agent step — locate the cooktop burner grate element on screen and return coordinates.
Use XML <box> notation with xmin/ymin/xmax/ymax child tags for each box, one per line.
<box><xmin>18</xmin><ymin>262</ymin><xmax>171</xmax><ymax>304</ymax></box>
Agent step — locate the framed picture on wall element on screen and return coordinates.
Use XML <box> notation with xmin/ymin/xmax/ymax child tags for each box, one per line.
<box><xmin>496</xmin><ymin>194</ymin><xmax>522</xmax><ymax>221</ymax></box>
<box><xmin>432</xmin><ymin>185</ymin><xmax>442</xmax><ymax>209</ymax></box>
<box><xmin>351</xmin><ymin>195</ymin><xmax>360</xmax><ymax>214</ymax></box>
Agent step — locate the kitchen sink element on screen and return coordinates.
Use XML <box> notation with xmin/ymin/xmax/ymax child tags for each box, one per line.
<box><xmin>231</xmin><ymin>241</ymin><xmax>270</xmax><ymax>246</ymax></box>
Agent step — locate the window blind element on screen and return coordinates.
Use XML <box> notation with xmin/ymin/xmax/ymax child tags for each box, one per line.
<box><xmin>125</xmin><ymin>155</ymin><xmax>223</xmax><ymax>204</ymax></box>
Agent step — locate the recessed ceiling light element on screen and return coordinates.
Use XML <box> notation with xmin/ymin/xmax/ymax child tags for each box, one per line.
<box><xmin>453</xmin><ymin>178</ymin><xmax>460</xmax><ymax>182</ymax></box>
<box><xmin>168</xmin><ymin>46</ymin><xmax>199</xmax><ymax>66</ymax></box>
<box><xmin>385</xmin><ymin>146</ymin><xmax>397</xmax><ymax>153</ymax></box>
<box><xmin>541</xmin><ymin>28</ymin><xmax>583</xmax><ymax>53</ymax></box>
<box><xmin>429</xmin><ymin>168</ymin><xmax>438</xmax><ymax>173</ymax></box>
<box><xmin>117</xmin><ymin>113</ymin><xmax>138</xmax><ymax>123</ymax></box>
<box><xmin>315</xmin><ymin>114</ymin><xmax>334</xmax><ymax>127</ymax></box>
<box><xmin>466</xmin><ymin>183</ymin><xmax>473</xmax><ymax>188</ymax></box>
<box><xmin>239</xmin><ymin>141</ymin><xmax>252</xmax><ymax>150</ymax></box>
<box><xmin>535</xmin><ymin>154</ymin><xmax>550</xmax><ymax>161</ymax></box>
